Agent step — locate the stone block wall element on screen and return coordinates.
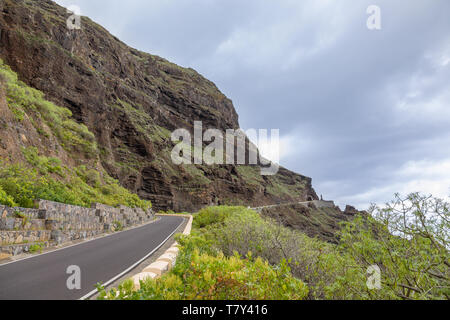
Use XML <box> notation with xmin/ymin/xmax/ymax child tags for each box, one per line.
<box><xmin>1</xmin><ymin>206</ymin><xmax>44</xmax><ymax>219</ymax></box>
<box><xmin>0</xmin><ymin>200</ymin><xmax>154</xmax><ymax>256</ymax></box>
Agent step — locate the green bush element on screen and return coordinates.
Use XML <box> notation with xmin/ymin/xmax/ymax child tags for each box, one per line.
<box><xmin>0</xmin><ymin>164</ymin><xmax>40</xmax><ymax>208</ymax></box>
<box><xmin>29</xmin><ymin>242</ymin><xmax>45</xmax><ymax>254</ymax></box>
<box><xmin>193</xmin><ymin>206</ymin><xmax>244</xmax><ymax>229</ymax></box>
<box><xmin>0</xmin><ymin>185</ymin><xmax>17</xmax><ymax>207</ymax></box>
<box><xmin>330</xmin><ymin>193</ymin><xmax>450</xmax><ymax>300</ymax></box>
<box><xmin>99</xmin><ymin>237</ymin><xmax>308</xmax><ymax>300</ymax></box>
<box><xmin>22</xmin><ymin>147</ymin><xmax>64</xmax><ymax>176</ymax></box>
<box><xmin>112</xmin><ymin>220</ymin><xmax>124</xmax><ymax>232</ymax></box>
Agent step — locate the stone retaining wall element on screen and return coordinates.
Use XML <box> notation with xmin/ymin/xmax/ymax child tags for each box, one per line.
<box><xmin>0</xmin><ymin>200</ymin><xmax>154</xmax><ymax>256</ymax></box>
<box><xmin>0</xmin><ymin>206</ymin><xmax>44</xmax><ymax>219</ymax></box>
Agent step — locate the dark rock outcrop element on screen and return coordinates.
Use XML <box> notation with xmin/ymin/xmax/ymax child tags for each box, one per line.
<box><xmin>343</xmin><ymin>205</ymin><xmax>359</xmax><ymax>216</ymax></box>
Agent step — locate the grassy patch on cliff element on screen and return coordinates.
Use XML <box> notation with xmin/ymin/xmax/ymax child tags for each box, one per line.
<box><xmin>102</xmin><ymin>249</ymin><xmax>307</xmax><ymax>300</ymax></box>
<box><xmin>0</xmin><ymin>148</ymin><xmax>151</xmax><ymax>210</ymax></box>
<box><xmin>236</xmin><ymin>165</ymin><xmax>264</xmax><ymax>184</ymax></box>
<box><xmin>112</xmin><ymin>99</ymin><xmax>171</xmax><ymax>144</ymax></box>
<box><xmin>0</xmin><ymin>59</ymin><xmax>97</xmax><ymax>158</ymax></box>
<box><xmin>265</xmin><ymin>175</ymin><xmax>307</xmax><ymax>198</ymax></box>
<box><xmin>181</xmin><ymin>165</ymin><xmax>211</xmax><ymax>186</ymax></box>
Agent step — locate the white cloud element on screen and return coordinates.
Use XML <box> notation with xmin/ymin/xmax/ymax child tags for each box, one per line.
<box><xmin>334</xmin><ymin>159</ymin><xmax>450</xmax><ymax>210</ymax></box>
<box><xmin>247</xmin><ymin>132</ymin><xmax>305</xmax><ymax>164</ymax></box>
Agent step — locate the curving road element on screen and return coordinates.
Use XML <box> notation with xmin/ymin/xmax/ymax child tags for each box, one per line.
<box><xmin>0</xmin><ymin>215</ymin><xmax>185</xmax><ymax>300</ymax></box>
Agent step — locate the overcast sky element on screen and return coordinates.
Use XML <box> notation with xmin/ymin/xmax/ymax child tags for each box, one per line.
<box><xmin>55</xmin><ymin>0</ymin><xmax>450</xmax><ymax>209</ymax></box>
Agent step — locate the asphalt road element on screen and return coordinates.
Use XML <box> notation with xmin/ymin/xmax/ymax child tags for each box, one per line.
<box><xmin>0</xmin><ymin>215</ymin><xmax>184</xmax><ymax>300</ymax></box>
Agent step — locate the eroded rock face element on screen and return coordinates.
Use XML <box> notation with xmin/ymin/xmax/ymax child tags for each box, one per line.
<box><xmin>0</xmin><ymin>0</ymin><xmax>318</xmax><ymax>211</ymax></box>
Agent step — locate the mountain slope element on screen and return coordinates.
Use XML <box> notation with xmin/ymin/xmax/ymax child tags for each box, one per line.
<box><xmin>0</xmin><ymin>0</ymin><xmax>318</xmax><ymax>211</ymax></box>
<box><xmin>0</xmin><ymin>58</ymin><xmax>151</xmax><ymax>210</ymax></box>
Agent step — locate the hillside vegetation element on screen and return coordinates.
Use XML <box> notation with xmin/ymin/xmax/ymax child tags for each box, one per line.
<box><xmin>0</xmin><ymin>59</ymin><xmax>151</xmax><ymax>210</ymax></box>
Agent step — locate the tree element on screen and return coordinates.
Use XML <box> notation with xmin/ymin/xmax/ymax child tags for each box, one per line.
<box><xmin>337</xmin><ymin>193</ymin><xmax>449</xmax><ymax>300</ymax></box>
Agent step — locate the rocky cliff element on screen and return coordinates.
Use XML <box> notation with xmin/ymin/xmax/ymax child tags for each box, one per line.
<box><xmin>0</xmin><ymin>0</ymin><xmax>318</xmax><ymax>212</ymax></box>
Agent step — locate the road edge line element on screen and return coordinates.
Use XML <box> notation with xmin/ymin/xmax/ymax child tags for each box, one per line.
<box><xmin>79</xmin><ymin>216</ymin><xmax>186</xmax><ymax>300</ymax></box>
